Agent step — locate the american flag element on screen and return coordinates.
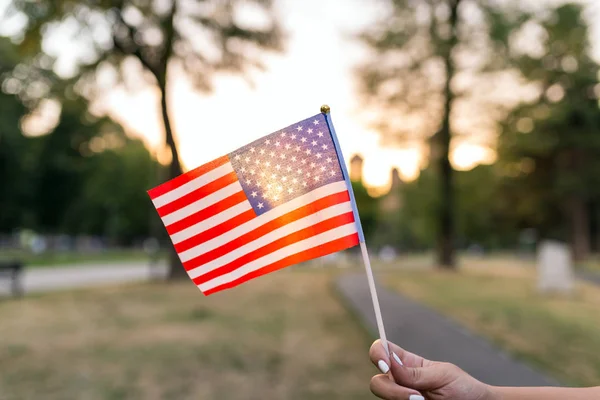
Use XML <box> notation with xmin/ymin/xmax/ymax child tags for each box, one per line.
<box><xmin>148</xmin><ymin>113</ymin><xmax>360</xmax><ymax>295</ymax></box>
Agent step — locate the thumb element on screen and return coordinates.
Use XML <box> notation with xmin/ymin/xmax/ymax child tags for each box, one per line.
<box><xmin>390</xmin><ymin>360</ymin><xmax>454</xmax><ymax>391</ymax></box>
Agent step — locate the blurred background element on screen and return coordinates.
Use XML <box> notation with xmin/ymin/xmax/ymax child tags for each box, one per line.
<box><xmin>1</xmin><ymin>0</ymin><xmax>600</xmax><ymax>399</ymax></box>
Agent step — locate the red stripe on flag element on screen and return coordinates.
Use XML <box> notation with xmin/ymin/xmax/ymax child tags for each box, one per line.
<box><xmin>191</xmin><ymin>212</ymin><xmax>356</xmax><ymax>285</ymax></box>
<box><xmin>181</xmin><ymin>191</ymin><xmax>351</xmax><ymax>270</ymax></box>
<box><xmin>147</xmin><ymin>155</ymin><xmax>229</xmax><ymax>199</ymax></box>
<box><xmin>156</xmin><ymin>172</ymin><xmax>238</xmax><ymax>217</ymax></box>
<box><xmin>201</xmin><ymin>233</ymin><xmax>360</xmax><ymax>295</ymax></box>
<box><xmin>165</xmin><ymin>191</ymin><xmax>248</xmax><ymax>235</ymax></box>
<box><xmin>174</xmin><ymin>209</ymin><xmax>256</xmax><ymax>252</ymax></box>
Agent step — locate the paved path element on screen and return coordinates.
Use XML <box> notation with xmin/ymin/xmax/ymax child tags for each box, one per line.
<box><xmin>578</xmin><ymin>271</ymin><xmax>600</xmax><ymax>286</ymax></box>
<box><xmin>0</xmin><ymin>262</ymin><xmax>167</xmax><ymax>296</ymax></box>
<box><xmin>336</xmin><ymin>274</ymin><xmax>558</xmax><ymax>387</ymax></box>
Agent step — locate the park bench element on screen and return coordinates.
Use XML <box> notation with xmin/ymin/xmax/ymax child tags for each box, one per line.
<box><xmin>0</xmin><ymin>260</ymin><xmax>23</xmax><ymax>296</ymax></box>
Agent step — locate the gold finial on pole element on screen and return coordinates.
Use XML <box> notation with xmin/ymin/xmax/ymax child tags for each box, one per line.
<box><xmin>320</xmin><ymin>104</ymin><xmax>330</xmax><ymax>114</ymax></box>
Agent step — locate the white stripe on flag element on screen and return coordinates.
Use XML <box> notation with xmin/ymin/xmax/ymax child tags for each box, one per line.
<box><xmin>161</xmin><ymin>181</ymin><xmax>243</xmax><ymax>226</ymax></box>
<box><xmin>171</xmin><ymin>201</ymin><xmax>253</xmax><ymax>243</ymax></box>
<box><xmin>152</xmin><ymin>163</ymin><xmax>234</xmax><ymax>208</ymax></box>
<box><xmin>186</xmin><ymin>201</ymin><xmax>353</xmax><ymax>275</ymax></box>
<box><xmin>198</xmin><ymin>222</ymin><xmax>357</xmax><ymax>292</ymax></box>
<box><xmin>172</xmin><ymin>181</ymin><xmax>349</xmax><ymax>250</ymax></box>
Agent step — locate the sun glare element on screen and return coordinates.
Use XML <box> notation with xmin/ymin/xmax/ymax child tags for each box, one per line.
<box><xmin>451</xmin><ymin>143</ymin><xmax>497</xmax><ymax>171</ymax></box>
<box><xmin>97</xmin><ymin>0</ymin><xmax>500</xmax><ymax>192</ymax></box>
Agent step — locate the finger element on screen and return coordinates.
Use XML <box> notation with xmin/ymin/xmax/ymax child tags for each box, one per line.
<box><xmin>391</xmin><ymin>362</ymin><xmax>454</xmax><ymax>392</ymax></box>
<box><xmin>369</xmin><ymin>339</ymin><xmax>427</xmax><ymax>369</ymax></box>
<box><xmin>370</xmin><ymin>374</ymin><xmax>425</xmax><ymax>400</ymax></box>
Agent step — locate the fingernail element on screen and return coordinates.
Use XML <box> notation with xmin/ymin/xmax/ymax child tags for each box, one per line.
<box><xmin>409</xmin><ymin>395</ymin><xmax>424</xmax><ymax>400</ymax></box>
<box><xmin>377</xmin><ymin>360</ymin><xmax>390</xmax><ymax>374</ymax></box>
<box><xmin>392</xmin><ymin>352</ymin><xmax>404</xmax><ymax>366</ymax></box>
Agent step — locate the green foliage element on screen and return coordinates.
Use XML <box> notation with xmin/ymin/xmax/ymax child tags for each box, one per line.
<box><xmin>6</xmin><ymin>0</ymin><xmax>284</xmax><ymax>87</ymax></box>
<box><xmin>4</xmin><ymin>0</ymin><xmax>285</xmax><ymax>184</ymax></box>
<box><xmin>76</xmin><ymin>136</ymin><xmax>164</xmax><ymax>243</ymax></box>
<box><xmin>355</xmin><ymin>0</ymin><xmax>524</xmax><ymax>142</ymax></box>
<box><xmin>356</xmin><ymin>2</ymin><xmax>600</xmax><ymax>257</ymax></box>
<box><xmin>0</xmin><ymin>1</ymin><xmax>284</xmax><ymax>249</ymax></box>
<box><xmin>26</xmin><ymin>98</ymin><xmax>164</xmax><ymax>242</ymax></box>
<box><xmin>0</xmin><ymin>91</ymin><xmax>30</xmax><ymax>231</ymax></box>
<box><xmin>0</xmin><ymin>38</ymin><xmax>32</xmax><ymax>231</ymax></box>
<box><xmin>1</xmin><ymin>34</ymin><xmax>163</xmax><ymax>241</ymax></box>
<box><xmin>355</xmin><ymin>0</ymin><xmax>530</xmax><ymax>266</ymax></box>
<box><xmin>385</xmin><ymin>164</ymin><xmax>519</xmax><ymax>251</ymax></box>
<box><xmin>395</xmin><ymin>169</ymin><xmax>439</xmax><ymax>249</ymax></box>
<box><xmin>31</xmin><ymin>99</ymin><xmax>102</xmax><ymax>231</ymax></box>
<box><xmin>496</xmin><ymin>4</ymin><xmax>600</xmax><ymax>247</ymax></box>
<box><xmin>2</xmin><ymin>0</ymin><xmax>284</xmax><ymax>277</ymax></box>
<box><xmin>351</xmin><ymin>181</ymin><xmax>379</xmax><ymax>242</ymax></box>
<box><xmin>455</xmin><ymin>165</ymin><xmax>518</xmax><ymax>249</ymax></box>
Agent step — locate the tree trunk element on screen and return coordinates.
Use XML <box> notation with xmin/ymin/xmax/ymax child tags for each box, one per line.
<box><xmin>596</xmin><ymin>203</ymin><xmax>600</xmax><ymax>254</ymax></box>
<box><xmin>569</xmin><ymin>196</ymin><xmax>590</xmax><ymax>262</ymax></box>
<box><xmin>589</xmin><ymin>201</ymin><xmax>598</xmax><ymax>253</ymax></box>
<box><xmin>436</xmin><ymin>0</ymin><xmax>460</xmax><ymax>269</ymax></box>
<box><xmin>158</xmin><ymin>70</ymin><xmax>187</xmax><ymax>280</ymax></box>
<box><xmin>160</xmin><ymin>84</ymin><xmax>182</xmax><ymax>180</ymax></box>
<box><xmin>156</xmin><ymin>2</ymin><xmax>186</xmax><ymax>280</ymax></box>
<box><xmin>167</xmin><ymin>247</ymin><xmax>186</xmax><ymax>280</ymax></box>
<box><xmin>115</xmin><ymin>1</ymin><xmax>184</xmax><ymax>279</ymax></box>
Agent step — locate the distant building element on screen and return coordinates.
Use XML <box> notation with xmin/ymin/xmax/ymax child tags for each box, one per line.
<box><xmin>350</xmin><ymin>154</ymin><xmax>364</xmax><ymax>182</ymax></box>
<box><xmin>348</xmin><ymin>153</ymin><xmax>403</xmax><ymax>211</ymax></box>
<box><xmin>380</xmin><ymin>168</ymin><xmax>403</xmax><ymax>212</ymax></box>
<box><xmin>346</xmin><ymin>156</ymin><xmax>405</xmax><ymax>249</ymax></box>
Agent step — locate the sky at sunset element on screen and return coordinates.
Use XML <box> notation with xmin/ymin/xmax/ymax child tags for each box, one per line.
<box><xmin>99</xmin><ymin>0</ymin><xmax>422</xmax><ymax>190</ymax></box>
<box><xmin>4</xmin><ymin>0</ymin><xmax>600</xmax><ymax>191</ymax></box>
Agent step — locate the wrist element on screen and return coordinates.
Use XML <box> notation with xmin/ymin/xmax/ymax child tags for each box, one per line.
<box><xmin>483</xmin><ymin>384</ymin><xmax>502</xmax><ymax>400</ymax></box>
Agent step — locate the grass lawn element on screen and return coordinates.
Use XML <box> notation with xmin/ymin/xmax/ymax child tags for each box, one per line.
<box><xmin>581</xmin><ymin>257</ymin><xmax>600</xmax><ymax>273</ymax></box>
<box><xmin>0</xmin><ymin>269</ymin><xmax>374</xmax><ymax>400</ymax></box>
<box><xmin>0</xmin><ymin>249</ymin><xmax>164</xmax><ymax>267</ymax></box>
<box><xmin>381</xmin><ymin>260</ymin><xmax>600</xmax><ymax>387</ymax></box>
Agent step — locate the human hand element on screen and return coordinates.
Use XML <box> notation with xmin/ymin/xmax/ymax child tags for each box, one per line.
<box><xmin>369</xmin><ymin>339</ymin><xmax>496</xmax><ymax>400</ymax></box>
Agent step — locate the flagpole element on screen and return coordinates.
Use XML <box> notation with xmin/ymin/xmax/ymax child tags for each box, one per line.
<box><xmin>321</xmin><ymin>105</ymin><xmax>390</xmax><ymax>357</ymax></box>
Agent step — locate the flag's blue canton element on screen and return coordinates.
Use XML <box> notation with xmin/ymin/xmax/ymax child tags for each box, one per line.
<box><xmin>229</xmin><ymin>114</ymin><xmax>344</xmax><ymax>215</ymax></box>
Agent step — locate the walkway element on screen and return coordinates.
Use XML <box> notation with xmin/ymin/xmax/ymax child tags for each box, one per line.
<box><xmin>0</xmin><ymin>262</ymin><xmax>167</xmax><ymax>296</ymax></box>
<box><xmin>336</xmin><ymin>274</ymin><xmax>558</xmax><ymax>387</ymax></box>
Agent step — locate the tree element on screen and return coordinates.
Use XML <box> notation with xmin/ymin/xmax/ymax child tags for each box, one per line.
<box><xmin>1</xmin><ymin>36</ymin><xmax>161</xmax><ymax>240</ymax></box>
<box><xmin>455</xmin><ymin>165</ymin><xmax>517</xmax><ymax>250</ymax></box>
<box><xmin>395</xmin><ymin>168</ymin><xmax>439</xmax><ymax>251</ymax></box>
<box><xmin>5</xmin><ymin>0</ymin><xmax>284</xmax><ymax>277</ymax></box>
<box><xmin>496</xmin><ymin>4</ymin><xmax>600</xmax><ymax>261</ymax></box>
<box><xmin>71</xmin><ymin>132</ymin><xmax>165</xmax><ymax>244</ymax></box>
<box><xmin>351</xmin><ymin>180</ymin><xmax>379</xmax><ymax>244</ymax></box>
<box><xmin>30</xmin><ymin>98</ymin><xmax>104</xmax><ymax>232</ymax></box>
<box><xmin>356</xmin><ymin>1</ymin><xmax>527</xmax><ymax>268</ymax></box>
<box><xmin>23</xmin><ymin>95</ymin><xmax>160</xmax><ymax>241</ymax></box>
<box><xmin>0</xmin><ymin>38</ymin><xmax>31</xmax><ymax>232</ymax></box>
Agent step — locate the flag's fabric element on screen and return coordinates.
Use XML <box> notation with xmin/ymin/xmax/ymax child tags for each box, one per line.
<box><xmin>148</xmin><ymin>113</ymin><xmax>359</xmax><ymax>295</ymax></box>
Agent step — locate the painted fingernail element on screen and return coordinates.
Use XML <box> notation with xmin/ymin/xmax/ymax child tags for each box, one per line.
<box><xmin>377</xmin><ymin>360</ymin><xmax>390</xmax><ymax>374</ymax></box>
<box><xmin>409</xmin><ymin>395</ymin><xmax>424</xmax><ymax>400</ymax></box>
<box><xmin>392</xmin><ymin>352</ymin><xmax>404</xmax><ymax>366</ymax></box>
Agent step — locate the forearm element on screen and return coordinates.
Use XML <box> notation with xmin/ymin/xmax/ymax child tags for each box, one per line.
<box><xmin>490</xmin><ymin>385</ymin><xmax>600</xmax><ymax>400</ymax></box>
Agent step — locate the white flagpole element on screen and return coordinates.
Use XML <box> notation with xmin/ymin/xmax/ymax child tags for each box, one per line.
<box><xmin>321</xmin><ymin>105</ymin><xmax>390</xmax><ymax>357</ymax></box>
<box><xmin>359</xmin><ymin>241</ymin><xmax>390</xmax><ymax>355</ymax></box>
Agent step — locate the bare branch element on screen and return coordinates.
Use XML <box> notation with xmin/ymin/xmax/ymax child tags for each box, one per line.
<box><xmin>111</xmin><ymin>7</ymin><xmax>160</xmax><ymax>80</ymax></box>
